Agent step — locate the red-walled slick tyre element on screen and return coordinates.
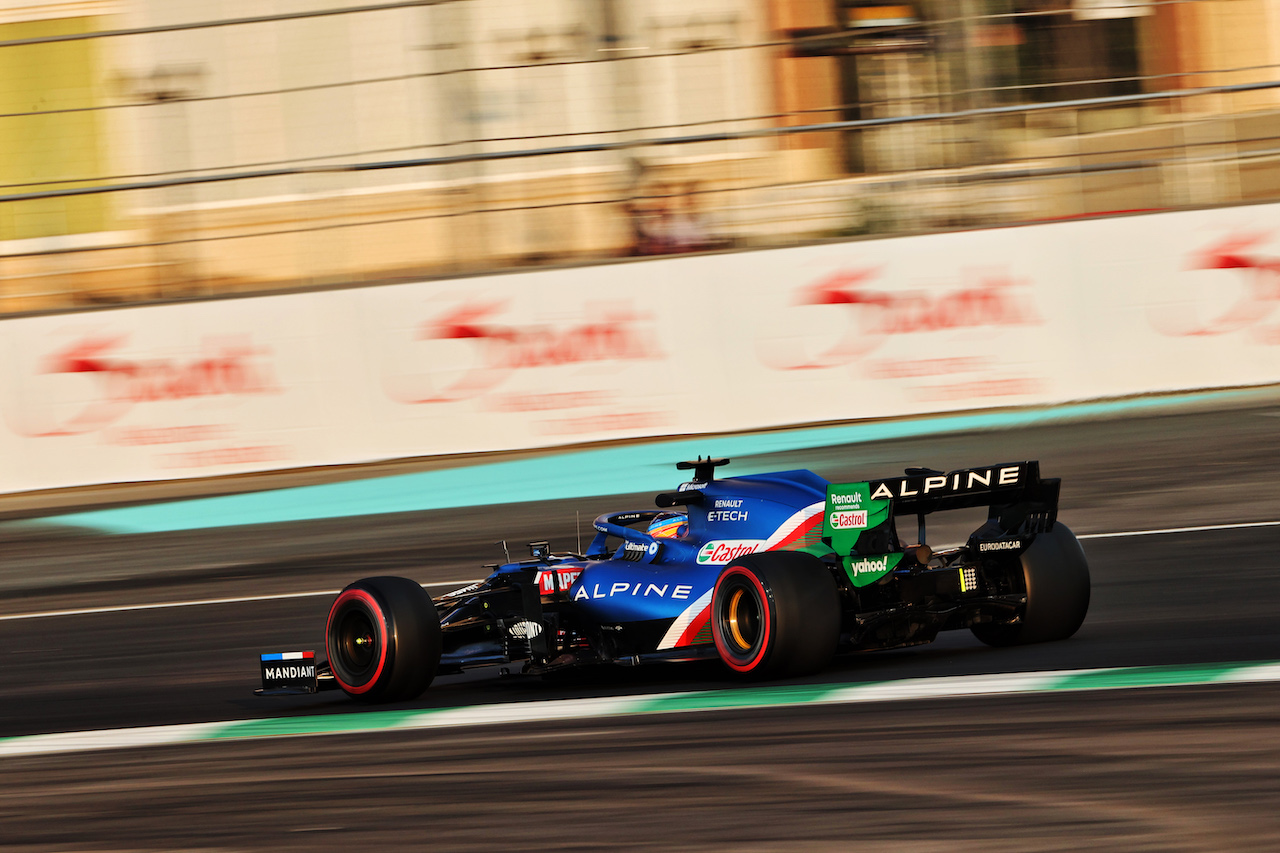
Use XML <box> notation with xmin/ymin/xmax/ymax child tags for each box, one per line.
<box><xmin>325</xmin><ymin>576</ymin><xmax>442</xmax><ymax>702</ymax></box>
<box><xmin>712</xmin><ymin>551</ymin><xmax>840</xmax><ymax>679</ymax></box>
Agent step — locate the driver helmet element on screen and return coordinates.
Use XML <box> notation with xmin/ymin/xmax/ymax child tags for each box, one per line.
<box><xmin>647</xmin><ymin>511</ymin><xmax>688</xmax><ymax>539</ymax></box>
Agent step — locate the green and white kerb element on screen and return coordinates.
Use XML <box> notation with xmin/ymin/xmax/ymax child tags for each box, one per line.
<box><xmin>2</xmin><ymin>661</ymin><xmax>1278</xmax><ymax>760</ymax></box>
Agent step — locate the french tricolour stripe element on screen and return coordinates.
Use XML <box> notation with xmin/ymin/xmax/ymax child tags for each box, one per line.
<box><xmin>260</xmin><ymin>651</ymin><xmax>314</xmax><ymax>661</ymax></box>
<box><xmin>2</xmin><ymin>660</ymin><xmax>1278</xmax><ymax>760</ymax></box>
<box><xmin>657</xmin><ymin>589</ymin><xmax>713</xmax><ymax>649</ymax></box>
<box><xmin>761</xmin><ymin>501</ymin><xmax>825</xmax><ymax>550</ymax></box>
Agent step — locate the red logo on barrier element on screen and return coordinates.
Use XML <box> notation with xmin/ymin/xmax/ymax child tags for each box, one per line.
<box><xmin>765</xmin><ymin>268</ymin><xmax>1042</xmax><ymax>369</ymax></box>
<box><xmin>1152</xmin><ymin>233</ymin><xmax>1280</xmax><ymax>341</ymax></box>
<box><xmin>388</xmin><ymin>300</ymin><xmax>663</xmax><ymax>403</ymax></box>
<box><xmin>10</xmin><ymin>334</ymin><xmax>280</xmax><ymax>437</ymax></box>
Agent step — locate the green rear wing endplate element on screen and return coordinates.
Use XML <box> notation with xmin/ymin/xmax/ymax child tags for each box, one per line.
<box><xmin>822</xmin><ymin>461</ymin><xmax>1060</xmax><ymax>587</ymax></box>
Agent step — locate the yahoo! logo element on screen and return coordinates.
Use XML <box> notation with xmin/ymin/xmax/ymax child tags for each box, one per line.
<box><xmin>387</xmin><ymin>300</ymin><xmax>663</xmax><ymax>404</ymax></box>
<box><xmin>9</xmin><ymin>333</ymin><xmax>279</xmax><ymax>437</ymax></box>
<box><xmin>763</xmin><ymin>267</ymin><xmax>1042</xmax><ymax>369</ymax></box>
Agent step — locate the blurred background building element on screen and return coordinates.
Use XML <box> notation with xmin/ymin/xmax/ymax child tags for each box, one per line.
<box><xmin>3</xmin><ymin>0</ymin><xmax>1280</xmax><ymax>313</ymax></box>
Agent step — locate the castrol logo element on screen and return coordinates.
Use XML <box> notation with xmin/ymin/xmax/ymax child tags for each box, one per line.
<box><xmin>696</xmin><ymin>540</ymin><xmax>765</xmax><ymax>565</ymax></box>
<box><xmin>829</xmin><ymin>510</ymin><xmax>868</xmax><ymax>530</ymax></box>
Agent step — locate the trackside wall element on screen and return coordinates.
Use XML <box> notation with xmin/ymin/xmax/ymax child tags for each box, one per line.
<box><xmin>3</xmin><ymin>204</ymin><xmax>1279</xmax><ymax>494</ymax></box>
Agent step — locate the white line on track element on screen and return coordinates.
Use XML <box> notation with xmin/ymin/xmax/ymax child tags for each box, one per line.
<box><xmin>3</xmin><ymin>517</ymin><xmax>1277</xmax><ymax>623</ymax></box>
<box><xmin>1077</xmin><ymin>520</ymin><xmax>1280</xmax><ymax>539</ymax></box>
<box><xmin>0</xmin><ymin>580</ymin><xmax>479</xmax><ymax>622</ymax></box>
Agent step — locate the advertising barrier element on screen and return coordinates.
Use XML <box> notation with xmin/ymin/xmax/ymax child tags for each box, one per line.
<box><xmin>4</xmin><ymin>204</ymin><xmax>1280</xmax><ymax>494</ymax></box>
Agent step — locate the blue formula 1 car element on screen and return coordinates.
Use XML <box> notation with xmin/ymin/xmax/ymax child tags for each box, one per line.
<box><xmin>259</xmin><ymin>458</ymin><xmax>1090</xmax><ymax>702</ymax></box>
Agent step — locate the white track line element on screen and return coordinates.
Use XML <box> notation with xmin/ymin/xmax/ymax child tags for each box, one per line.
<box><xmin>1077</xmin><ymin>520</ymin><xmax>1280</xmax><ymax>539</ymax></box>
<box><xmin>0</xmin><ymin>580</ymin><xmax>479</xmax><ymax>622</ymax></box>
<box><xmin>2</xmin><ymin>518</ymin><xmax>1276</xmax><ymax>623</ymax></box>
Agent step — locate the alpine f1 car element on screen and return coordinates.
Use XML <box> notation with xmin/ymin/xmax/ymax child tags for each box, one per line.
<box><xmin>259</xmin><ymin>458</ymin><xmax>1089</xmax><ymax>701</ymax></box>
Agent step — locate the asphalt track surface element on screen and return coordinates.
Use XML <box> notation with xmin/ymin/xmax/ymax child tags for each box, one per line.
<box><xmin>3</xmin><ymin>401</ymin><xmax>1280</xmax><ymax>850</ymax></box>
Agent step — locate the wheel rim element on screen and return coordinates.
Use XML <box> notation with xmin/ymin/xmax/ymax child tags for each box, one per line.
<box><xmin>716</xmin><ymin>573</ymin><xmax>767</xmax><ymax>665</ymax></box>
<box><xmin>335</xmin><ymin>607</ymin><xmax>378</xmax><ymax>675</ymax></box>
<box><xmin>326</xmin><ymin>588</ymin><xmax>390</xmax><ymax>694</ymax></box>
<box><xmin>725</xmin><ymin>587</ymin><xmax>761</xmax><ymax>653</ymax></box>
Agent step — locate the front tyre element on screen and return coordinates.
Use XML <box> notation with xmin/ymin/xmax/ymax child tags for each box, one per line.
<box><xmin>972</xmin><ymin>523</ymin><xmax>1090</xmax><ymax>647</ymax></box>
<box><xmin>712</xmin><ymin>551</ymin><xmax>840</xmax><ymax>679</ymax></box>
<box><xmin>325</xmin><ymin>576</ymin><xmax>442</xmax><ymax>702</ymax></box>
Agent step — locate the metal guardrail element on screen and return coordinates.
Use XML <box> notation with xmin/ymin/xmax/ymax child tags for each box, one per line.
<box><xmin>0</xmin><ymin>0</ymin><xmax>460</xmax><ymax>48</ymax></box>
<box><xmin>5</xmin><ymin>78</ymin><xmax>1279</xmax><ymax>210</ymax></box>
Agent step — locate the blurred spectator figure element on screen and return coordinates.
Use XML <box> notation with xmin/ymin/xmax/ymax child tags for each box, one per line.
<box><xmin>626</xmin><ymin>187</ymin><xmax>674</xmax><ymax>256</ymax></box>
<box><xmin>667</xmin><ymin>181</ymin><xmax>716</xmax><ymax>253</ymax></box>
<box><xmin>623</xmin><ymin>157</ymin><xmax>660</xmax><ymax>256</ymax></box>
<box><xmin>626</xmin><ymin>181</ymin><xmax>723</xmax><ymax>256</ymax></box>
<box><xmin>620</xmin><ymin>198</ymin><xmax>649</xmax><ymax>255</ymax></box>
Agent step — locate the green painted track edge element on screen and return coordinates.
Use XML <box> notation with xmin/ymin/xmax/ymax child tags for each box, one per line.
<box><xmin>2</xmin><ymin>660</ymin><xmax>1277</xmax><ymax>760</ymax></box>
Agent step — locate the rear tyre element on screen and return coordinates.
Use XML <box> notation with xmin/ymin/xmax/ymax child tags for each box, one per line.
<box><xmin>971</xmin><ymin>523</ymin><xmax>1090</xmax><ymax>647</ymax></box>
<box><xmin>712</xmin><ymin>551</ymin><xmax>840</xmax><ymax>679</ymax></box>
<box><xmin>325</xmin><ymin>576</ymin><xmax>442</xmax><ymax>702</ymax></box>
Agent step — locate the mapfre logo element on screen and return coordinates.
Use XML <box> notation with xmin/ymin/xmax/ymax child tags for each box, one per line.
<box><xmin>1151</xmin><ymin>233</ymin><xmax>1280</xmax><ymax>343</ymax></box>
<box><xmin>761</xmin><ymin>267</ymin><xmax>1042</xmax><ymax>369</ymax></box>
<box><xmin>697</xmin><ymin>540</ymin><xmax>765</xmax><ymax>565</ymax></box>
<box><xmin>386</xmin><ymin>300</ymin><xmax>663</xmax><ymax>403</ymax></box>
<box><xmin>536</xmin><ymin>568</ymin><xmax>583</xmax><ymax>595</ymax></box>
<box><xmin>7</xmin><ymin>333</ymin><xmax>280</xmax><ymax>438</ymax></box>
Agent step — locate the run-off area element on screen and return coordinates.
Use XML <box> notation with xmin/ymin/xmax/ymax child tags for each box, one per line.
<box><xmin>2</xmin><ymin>687</ymin><xmax>1278</xmax><ymax>852</ymax></box>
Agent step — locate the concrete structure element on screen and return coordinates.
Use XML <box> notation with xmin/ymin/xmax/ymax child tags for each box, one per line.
<box><xmin>4</xmin><ymin>0</ymin><xmax>1280</xmax><ymax>314</ymax></box>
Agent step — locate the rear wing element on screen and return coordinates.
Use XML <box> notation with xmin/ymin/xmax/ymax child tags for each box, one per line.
<box><xmin>864</xmin><ymin>461</ymin><xmax>1059</xmax><ymax>525</ymax></box>
<box><xmin>821</xmin><ymin>461</ymin><xmax>1060</xmax><ymax>587</ymax></box>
